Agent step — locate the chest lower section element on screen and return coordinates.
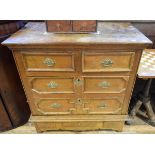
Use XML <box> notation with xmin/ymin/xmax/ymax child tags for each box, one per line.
<box><xmin>13</xmin><ymin>48</ymin><xmax>141</xmax><ymax>132</ymax></box>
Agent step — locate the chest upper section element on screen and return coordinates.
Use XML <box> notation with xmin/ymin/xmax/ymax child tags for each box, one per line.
<box><xmin>14</xmin><ymin>49</ymin><xmax>136</xmax><ymax>77</ymax></box>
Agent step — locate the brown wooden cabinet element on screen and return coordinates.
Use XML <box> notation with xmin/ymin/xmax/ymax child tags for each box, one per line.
<box><xmin>0</xmin><ymin>95</ymin><xmax>12</xmax><ymax>130</ymax></box>
<box><xmin>3</xmin><ymin>22</ymin><xmax>152</xmax><ymax>132</ymax></box>
<box><xmin>0</xmin><ymin>21</ymin><xmax>30</xmax><ymax>131</ymax></box>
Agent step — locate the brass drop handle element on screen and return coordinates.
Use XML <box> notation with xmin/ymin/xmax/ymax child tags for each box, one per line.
<box><xmin>48</xmin><ymin>81</ymin><xmax>58</xmax><ymax>88</ymax></box>
<box><xmin>43</xmin><ymin>58</ymin><xmax>55</xmax><ymax>67</ymax></box>
<box><xmin>101</xmin><ymin>59</ymin><xmax>113</xmax><ymax>67</ymax></box>
<box><xmin>50</xmin><ymin>103</ymin><xmax>61</xmax><ymax>108</ymax></box>
<box><xmin>98</xmin><ymin>102</ymin><xmax>107</xmax><ymax>108</ymax></box>
<box><xmin>98</xmin><ymin>81</ymin><xmax>110</xmax><ymax>88</ymax></box>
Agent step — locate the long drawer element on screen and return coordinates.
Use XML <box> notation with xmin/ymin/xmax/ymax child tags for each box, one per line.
<box><xmin>29</xmin><ymin>76</ymin><xmax>129</xmax><ymax>95</ymax></box>
<box><xmin>33</xmin><ymin>96</ymin><xmax>124</xmax><ymax>115</ymax></box>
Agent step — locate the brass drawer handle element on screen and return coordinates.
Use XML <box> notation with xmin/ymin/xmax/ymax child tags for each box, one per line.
<box><xmin>48</xmin><ymin>81</ymin><xmax>58</xmax><ymax>88</ymax></box>
<box><xmin>101</xmin><ymin>59</ymin><xmax>113</xmax><ymax>67</ymax></box>
<box><xmin>98</xmin><ymin>81</ymin><xmax>110</xmax><ymax>88</ymax></box>
<box><xmin>43</xmin><ymin>58</ymin><xmax>55</xmax><ymax>67</ymax></box>
<box><xmin>50</xmin><ymin>103</ymin><xmax>61</xmax><ymax>108</ymax></box>
<box><xmin>74</xmin><ymin>78</ymin><xmax>82</xmax><ymax>86</ymax></box>
<box><xmin>98</xmin><ymin>102</ymin><xmax>107</xmax><ymax>108</ymax></box>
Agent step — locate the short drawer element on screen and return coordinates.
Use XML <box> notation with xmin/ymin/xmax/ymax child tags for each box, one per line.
<box><xmin>34</xmin><ymin>98</ymin><xmax>76</xmax><ymax>115</ymax></box>
<box><xmin>29</xmin><ymin>77</ymin><xmax>75</xmax><ymax>94</ymax></box>
<box><xmin>22</xmin><ymin>52</ymin><xmax>75</xmax><ymax>72</ymax></box>
<box><xmin>83</xmin><ymin>76</ymin><xmax>129</xmax><ymax>94</ymax></box>
<box><xmin>82</xmin><ymin>52</ymin><xmax>135</xmax><ymax>72</ymax></box>
<box><xmin>83</xmin><ymin>97</ymin><xmax>124</xmax><ymax>114</ymax></box>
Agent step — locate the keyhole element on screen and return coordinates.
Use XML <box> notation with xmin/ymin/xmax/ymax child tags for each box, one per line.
<box><xmin>74</xmin><ymin>78</ymin><xmax>82</xmax><ymax>86</ymax></box>
<box><xmin>78</xmin><ymin>99</ymin><xmax>81</xmax><ymax>102</ymax></box>
<box><xmin>76</xmin><ymin>98</ymin><xmax>82</xmax><ymax>105</ymax></box>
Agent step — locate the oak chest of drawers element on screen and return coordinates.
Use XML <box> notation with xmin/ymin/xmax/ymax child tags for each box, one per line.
<box><xmin>3</xmin><ymin>22</ymin><xmax>152</xmax><ymax>132</ymax></box>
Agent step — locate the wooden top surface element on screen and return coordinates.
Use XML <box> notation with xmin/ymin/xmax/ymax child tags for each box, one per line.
<box><xmin>2</xmin><ymin>22</ymin><xmax>152</xmax><ymax>48</ymax></box>
<box><xmin>138</xmin><ymin>49</ymin><xmax>155</xmax><ymax>78</ymax></box>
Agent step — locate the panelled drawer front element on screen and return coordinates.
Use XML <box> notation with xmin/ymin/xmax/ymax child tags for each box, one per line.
<box><xmin>29</xmin><ymin>77</ymin><xmax>75</xmax><ymax>94</ymax></box>
<box><xmin>22</xmin><ymin>52</ymin><xmax>75</xmax><ymax>72</ymax></box>
<box><xmin>33</xmin><ymin>97</ymin><xmax>123</xmax><ymax>115</ymax></box>
<box><xmin>82</xmin><ymin>52</ymin><xmax>135</xmax><ymax>72</ymax></box>
<box><xmin>83</xmin><ymin>76</ymin><xmax>129</xmax><ymax>94</ymax></box>
<box><xmin>83</xmin><ymin>97</ymin><xmax>123</xmax><ymax>114</ymax></box>
<box><xmin>34</xmin><ymin>98</ymin><xmax>76</xmax><ymax>115</ymax></box>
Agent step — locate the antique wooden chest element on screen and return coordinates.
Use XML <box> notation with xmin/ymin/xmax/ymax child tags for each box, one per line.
<box><xmin>3</xmin><ymin>22</ymin><xmax>152</xmax><ymax>132</ymax></box>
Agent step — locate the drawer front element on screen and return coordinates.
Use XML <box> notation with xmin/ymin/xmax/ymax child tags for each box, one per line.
<box><xmin>35</xmin><ymin>122</ymin><xmax>104</xmax><ymax>131</ymax></box>
<box><xmin>22</xmin><ymin>52</ymin><xmax>75</xmax><ymax>72</ymax></box>
<box><xmin>33</xmin><ymin>97</ymin><xmax>123</xmax><ymax>115</ymax></box>
<box><xmin>35</xmin><ymin>121</ymin><xmax>123</xmax><ymax>131</ymax></box>
<box><xmin>83</xmin><ymin>97</ymin><xmax>123</xmax><ymax>114</ymax></box>
<box><xmin>72</xmin><ymin>20</ymin><xmax>97</xmax><ymax>32</ymax></box>
<box><xmin>29</xmin><ymin>77</ymin><xmax>75</xmax><ymax>94</ymax></box>
<box><xmin>82</xmin><ymin>52</ymin><xmax>134</xmax><ymax>72</ymax></box>
<box><xmin>46</xmin><ymin>20</ymin><xmax>72</xmax><ymax>32</ymax></box>
<box><xmin>35</xmin><ymin>98</ymin><xmax>76</xmax><ymax>115</ymax></box>
<box><xmin>83</xmin><ymin>76</ymin><xmax>129</xmax><ymax>94</ymax></box>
